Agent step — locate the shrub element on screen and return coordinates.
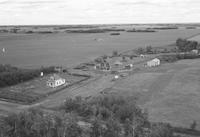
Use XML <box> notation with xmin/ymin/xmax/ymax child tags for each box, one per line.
<box><xmin>149</xmin><ymin>123</ymin><xmax>173</xmax><ymax>137</ymax></box>
<box><xmin>190</xmin><ymin>120</ymin><xmax>197</xmax><ymax>130</ymax></box>
<box><xmin>112</xmin><ymin>51</ymin><xmax>118</xmax><ymax>57</ymax></box>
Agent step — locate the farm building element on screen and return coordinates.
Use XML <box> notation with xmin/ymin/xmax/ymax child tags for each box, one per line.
<box><xmin>124</xmin><ymin>64</ymin><xmax>133</xmax><ymax>70</ymax></box>
<box><xmin>114</xmin><ymin>60</ymin><xmax>123</xmax><ymax>66</ymax></box>
<box><xmin>94</xmin><ymin>62</ymin><xmax>111</xmax><ymax>71</ymax></box>
<box><xmin>191</xmin><ymin>49</ymin><xmax>199</xmax><ymax>54</ymax></box>
<box><xmin>147</xmin><ymin>58</ymin><xmax>160</xmax><ymax>67</ymax></box>
<box><xmin>140</xmin><ymin>54</ymin><xmax>145</xmax><ymax>58</ymax></box>
<box><xmin>47</xmin><ymin>74</ymin><xmax>66</xmax><ymax>88</ymax></box>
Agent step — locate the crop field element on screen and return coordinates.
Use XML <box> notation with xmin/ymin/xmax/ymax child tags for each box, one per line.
<box><xmin>0</xmin><ymin>28</ymin><xmax>200</xmax><ymax>68</ymax></box>
<box><xmin>0</xmin><ymin>73</ymin><xmax>89</xmax><ymax>104</ymax></box>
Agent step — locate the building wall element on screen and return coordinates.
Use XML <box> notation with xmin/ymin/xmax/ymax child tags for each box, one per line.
<box><xmin>47</xmin><ymin>79</ymin><xmax>65</xmax><ymax>88</ymax></box>
<box><xmin>147</xmin><ymin>59</ymin><xmax>160</xmax><ymax>67</ymax></box>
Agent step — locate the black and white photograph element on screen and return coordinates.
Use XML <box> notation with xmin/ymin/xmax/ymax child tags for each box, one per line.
<box><xmin>0</xmin><ymin>0</ymin><xmax>200</xmax><ymax>137</ymax></box>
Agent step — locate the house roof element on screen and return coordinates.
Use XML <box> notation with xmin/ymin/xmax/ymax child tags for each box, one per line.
<box><xmin>47</xmin><ymin>74</ymin><xmax>64</xmax><ymax>82</ymax></box>
<box><xmin>114</xmin><ymin>60</ymin><xmax>123</xmax><ymax>65</ymax></box>
<box><xmin>151</xmin><ymin>58</ymin><xmax>160</xmax><ymax>62</ymax></box>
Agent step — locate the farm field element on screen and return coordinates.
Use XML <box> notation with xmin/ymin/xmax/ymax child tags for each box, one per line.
<box><xmin>0</xmin><ymin>28</ymin><xmax>200</xmax><ymax>68</ymax></box>
<box><xmin>189</xmin><ymin>33</ymin><xmax>200</xmax><ymax>42</ymax></box>
<box><xmin>0</xmin><ymin>73</ymin><xmax>89</xmax><ymax>104</ymax></box>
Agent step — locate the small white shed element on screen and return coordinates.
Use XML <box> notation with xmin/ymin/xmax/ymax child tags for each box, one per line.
<box><xmin>191</xmin><ymin>49</ymin><xmax>199</xmax><ymax>54</ymax></box>
<box><xmin>147</xmin><ymin>58</ymin><xmax>160</xmax><ymax>67</ymax></box>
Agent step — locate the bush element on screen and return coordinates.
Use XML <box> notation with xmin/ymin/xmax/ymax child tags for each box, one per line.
<box><xmin>103</xmin><ymin>118</ymin><xmax>121</xmax><ymax>137</ymax></box>
<box><xmin>62</xmin><ymin>97</ymin><xmax>93</xmax><ymax>117</ymax></box>
<box><xmin>146</xmin><ymin>46</ymin><xmax>153</xmax><ymax>54</ymax></box>
<box><xmin>190</xmin><ymin>120</ymin><xmax>197</xmax><ymax>130</ymax></box>
<box><xmin>149</xmin><ymin>123</ymin><xmax>173</xmax><ymax>137</ymax></box>
<box><xmin>112</xmin><ymin>51</ymin><xmax>118</xmax><ymax>57</ymax></box>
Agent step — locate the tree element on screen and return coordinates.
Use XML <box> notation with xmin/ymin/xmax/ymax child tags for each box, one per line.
<box><xmin>102</xmin><ymin>55</ymin><xmax>108</xmax><ymax>60</ymax></box>
<box><xmin>137</xmin><ymin>48</ymin><xmax>145</xmax><ymax>54</ymax></box>
<box><xmin>90</xmin><ymin>119</ymin><xmax>103</xmax><ymax>137</ymax></box>
<box><xmin>112</xmin><ymin>50</ymin><xmax>118</xmax><ymax>57</ymax></box>
<box><xmin>103</xmin><ymin>118</ymin><xmax>121</xmax><ymax>137</ymax></box>
<box><xmin>149</xmin><ymin>123</ymin><xmax>173</xmax><ymax>137</ymax></box>
<box><xmin>176</xmin><ymin>38</ymin><xmax>198</xmax><ymax>52</ymax></box>
<box><xmin>124</xmin><ymin>119</ymin><xmax>133</xmax><ymax>137</ymax></box>
<box><xmin>190</xmin><ymin>120</ymin><xmax>197</xmax><ymax>130</ymax></box>
<box><xmin>122</xmin><ymin>56</ymin><xmax>126</xmax><ymax>62</ymax></box>
<box><xmin>146</xmin><ymin>46</ymin><xmax>153</xmax><ymax>53</ymax></box>
<box><xmin>129</xmin><ymin>56</ymin><xmax>134</xmax><ymax>60</ymax></box>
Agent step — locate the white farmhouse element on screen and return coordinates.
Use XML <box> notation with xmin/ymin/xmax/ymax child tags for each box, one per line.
<box><xmin>147</xmin><ymin>58</ymin><xmax>160</xmax><ymax>67</ymax></box>
<box><xmin>47</xmin><ymin>74</ymin><xmax>66</xmax><ymax>88</ymax></box>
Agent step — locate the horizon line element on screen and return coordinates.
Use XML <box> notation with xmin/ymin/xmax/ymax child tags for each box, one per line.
<box><xmin>0</xmin><ymin>22</ymin><xmax>200</xmax><ymax>27</ymax></box>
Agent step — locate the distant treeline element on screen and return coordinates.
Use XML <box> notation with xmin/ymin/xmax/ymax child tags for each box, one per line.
<box><xmin>54</xmin><ymin>25</ymin><xmax>99</xmax><ymax>30</ymax></box>
<box><xmin>158</xmin><ymin>53</ymin><xmax>200</xmax><ymax>63</ymax></box>
<box><xmin>66</xmin><ymin>28</ymin><xmax>125</xmax><ymax>33</ymax></box>
<box><xmin>126</xmin><ymin>28</ymin><xmax>156</xmax><ymax>32</ymax></box>
<box><xmin>146</xmin><ymin>26</ymin><xmax>178</xmax><ymax>30</ymax></box>
<box><xmin>0</xmin><ymin>65</ymin><xmax>56</xmax><ymax>88</ymax></box>
<box><xmin>25</xmin><ymin>31</ymin><xmax>54</xmax><ymax>34</ymax></box>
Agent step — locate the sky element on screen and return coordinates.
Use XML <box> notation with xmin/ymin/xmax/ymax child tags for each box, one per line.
<box><xmin>0</xmin><ymin>0</ymin><xmax>200</xmax><ymax>25</ymax></box>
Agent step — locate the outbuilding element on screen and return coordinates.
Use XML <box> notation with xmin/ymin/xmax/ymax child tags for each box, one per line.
<box><xmin>147</xmin><ymin>58</ymin><xmax>160</xmax><ymax>67</ymax></box>
<box><xmin>114</xmin><ymin>60</ymin><xmax>123</xmax><ymax>66</ymax></box>
<box><xmin>94</xmin><ymin>62</ymin><xmax>111</xmax><ymax>71</ymax></box>
<box><xmin>191</xmin><ymin>49</ymin><xmax>199</xmax><ymax>54</ymax></box>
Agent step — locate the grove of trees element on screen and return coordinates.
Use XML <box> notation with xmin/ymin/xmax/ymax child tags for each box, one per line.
<box><xmin>176</xmin><ymin>38</ymin><xmax>200</xmax><ymax>52</ymax></box>
<box><xmin>0</xmin><ymin>95</ymin><xmax>175</xmax><ymax>137</ymax></box>
<box><xmin>0</xmin><ymin>65</ymin><xmax>56</xmax><ymax>88</ymax></box>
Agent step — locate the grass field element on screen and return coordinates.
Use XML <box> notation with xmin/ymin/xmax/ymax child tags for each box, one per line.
<box><xmin>0</xmin><ymin>28</ymin><xmax>200</xmax><ymax>68</ymax></box>
<box><xmin>108</xmin><ymin>59</ymin><xmax>200</xmax><ymax>130</ymax></box>
<box><xmin>189</xmin><ymin>34</ymin><xmax>200</xmax><ymax>42</ymax></box>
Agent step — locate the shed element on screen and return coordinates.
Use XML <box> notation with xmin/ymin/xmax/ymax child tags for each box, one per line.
<box><xmin>147</xmin><ymin>58</ymin><xmax>160</xmax><ymax>67</ymax></box>
<box><xmin>114</xmin><ymin>60</ymin><xmax>123</xmax><ymax>66</ymax></box>
<box><xmin>191</xmin><ymin>49</ymin><xmax>199</xmax><ymax>54</ymax></box>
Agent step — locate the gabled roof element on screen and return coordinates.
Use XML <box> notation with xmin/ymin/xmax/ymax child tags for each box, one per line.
<box><xmin>151</xmin><ymin>58</ymin><xmax>160</xmax><ymax>62</ymax></box>
<box><xmin>47</xmin><ymin>74</ymin><xmax>64</xmax><ymax>82</ymax></box>
<box><xmin>114</xmin><ymin>60</ymin><xmax>123</xmax><ymax>65</ymax></box>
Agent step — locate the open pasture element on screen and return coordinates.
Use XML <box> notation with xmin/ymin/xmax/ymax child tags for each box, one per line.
<box><xmin>109</xmin><ymin>59</ymin><xmax>200</xmax><ymax>129</ymax></box>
